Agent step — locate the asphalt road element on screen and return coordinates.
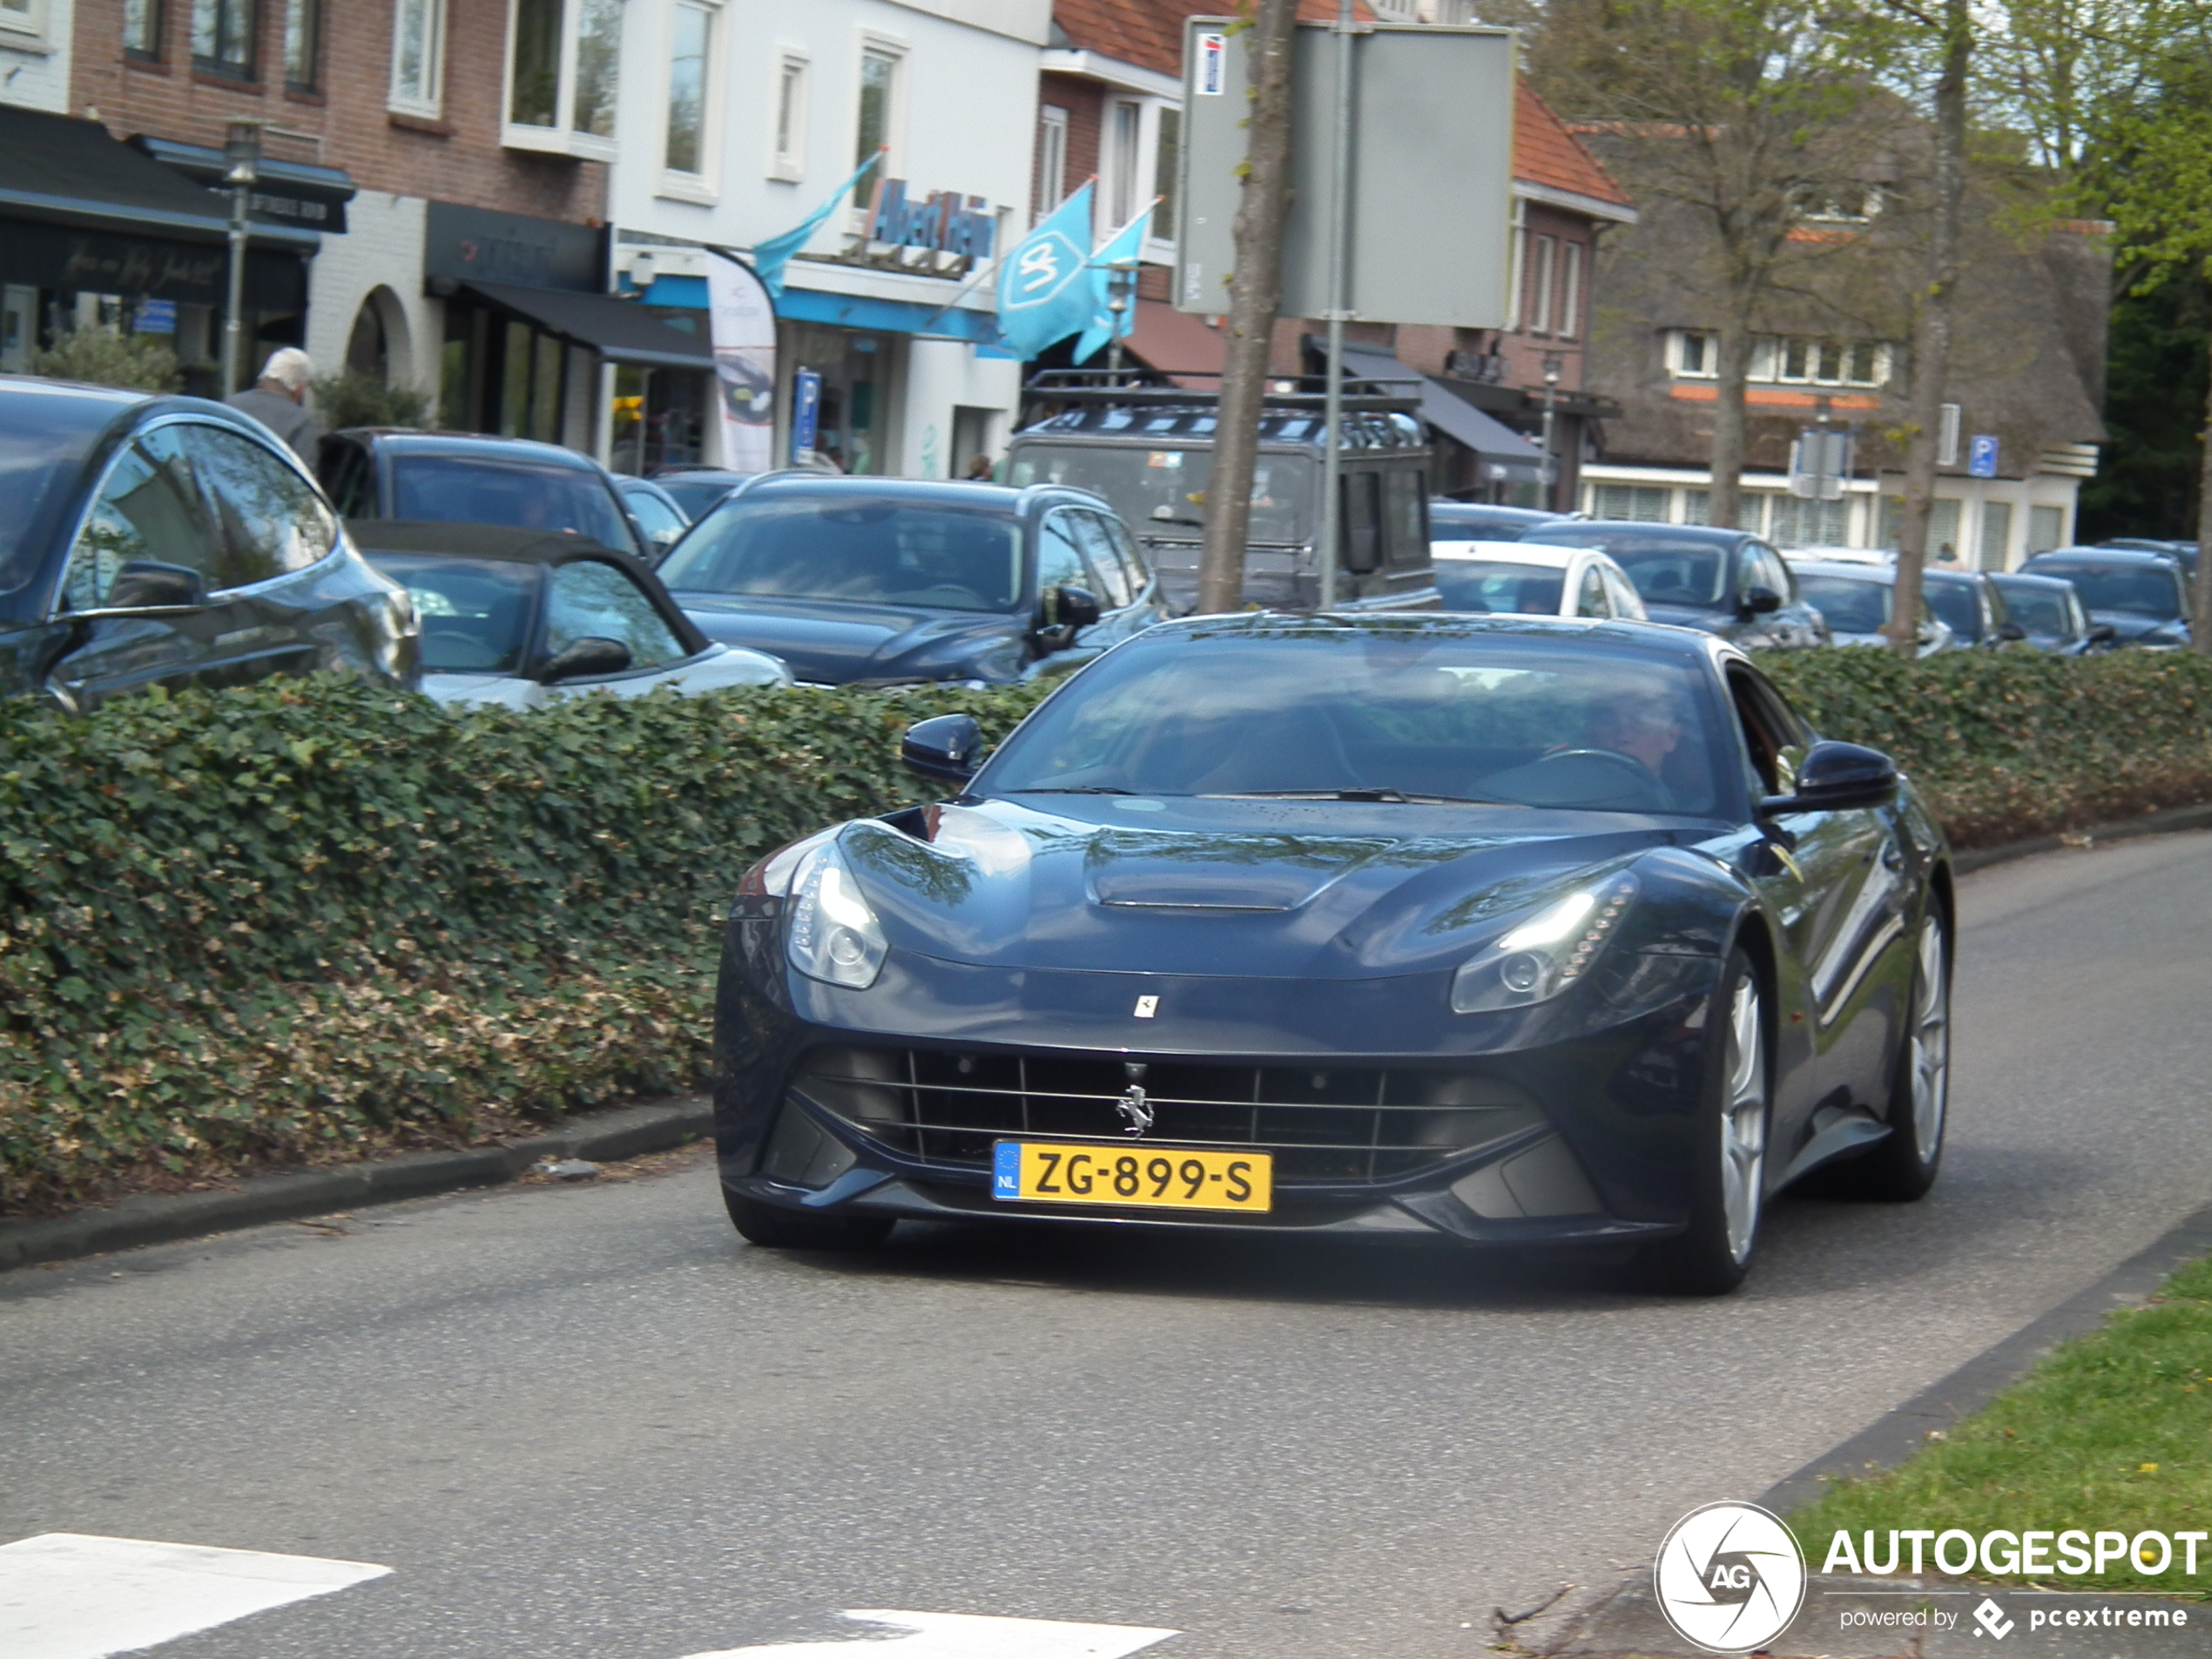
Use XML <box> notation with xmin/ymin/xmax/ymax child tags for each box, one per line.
<box><xmin>6</xmin><ymin>833</ymin><xmax>2212</xmax><ymax>1659</ymax></box>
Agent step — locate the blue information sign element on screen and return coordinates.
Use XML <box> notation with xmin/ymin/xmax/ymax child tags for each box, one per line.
<box><xmin>790</xmin><ymin>368</ymin><xmax>820</xmax><ymax>462</ymax></box>
<box><xmin>1967</xmin><ymin>435</ymin><xmax>2000</xmax><ymax>478</ymax></box>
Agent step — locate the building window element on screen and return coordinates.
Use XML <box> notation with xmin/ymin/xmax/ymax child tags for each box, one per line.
<box><xmin>0</xmin><ymin>0</ymin><xmax>45</xmax><ymax>38</ymax></box>
<box><xmin>1152</xmin><ymin>106</ymin><xmax>1180</xmax><ymax>242</ymax></box>
<box><xmin>770</xmin><ymin>52</ymin><xmax>807</xmax><ymax>179</ymax></box>
<box><xmin>1591</xmin><ymin>482</ymin><xmax>1669</xmax><ymax>522</ymax></box>
<box><xmin>1673</xmin><ymin>330</ymin><xmax>1714</xmax><ymax>376</ymax></box>
<box><xmin>1878</xmin><ymin>495</ymin><xmax>1962</xmax><ymax>555</ymax></box>
<box><xmin>192</xmin><ymin>0</ymin><xmax>257</xmax><ymax>78</ymax></box>
<box><xmin>390</xmin><ymin>0</ymin><xmax>446</xmax><ymax>116</ymax></box>
<box><xmin>507</xmin><ymin>0</ymin><xmax>624</xmax><ymax>152</ymax></box>
<box><xmin>664</xmin><ymin>1</ymin><xmax>712</xmax><ymax>177</ymax></box>
<box><xmin>1107</xmin><ymin>100</ymin><xmax>1141</xmax><ymax>228</ymax></box>
<box><xmin>284</xmin><ymin>0</ymin><xmax>319</xmax><ymax>91</ymax></box>
<box><xmin>2028</xmin><ymin>502</ymin><xmax>2064</xmax><ymax>554</ymax></box>
<box><xmin>1506</xmin><ymin>200</ymin><xmax>1526</xmax><ymax>333</ymax></box>
<box><xmin>1557</xmin><ymin>241</ymin><xmax>1583</xmax><ymax>341</ymax></box>
<box><xmin>1770</xmin><ymin>495</ymin><xmax>1849</xmax><ymax>549</ymax></box>
<box><xmin>124</xmin><ymin>0</ymin><xmax>162</xmax><ymax>56</ymax></box>
<box><xmin>1938</xmin><ymin>401</ymin><xmax>1961</xmax><ymax>466</ymax></box>
<box><xmin>1795</xmin><ymin>184</ymin><xmax>1881</xmax><ymax>223</ymax></box>
<box><xmin>1977</xmin><ymin>500</ymin><xmax>2013</xmax><ymax>569</ymax></box>
<box><xmin>1035</xmin><ymin>105</ymin><xmax>1069</xmax><ymax>221</ymax></box>
<box><xmin>1679</xmin><ymin>332</ymin><xmax>1885</xmax><ymax>387</ymax></box>
<box><xmin>1527</xmin><ymin>235</ymin><xmax>1556</xmax><ymax>334</ymax></box>
<box><xmin>854</xmin><ymin>44</ymin><xmax>900</xmax><ymax>191</ymax></box>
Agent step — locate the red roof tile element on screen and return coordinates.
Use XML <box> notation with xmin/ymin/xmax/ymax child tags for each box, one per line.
<box><xmin>1054</xmin><ymin>1</ymin><xmax>1371</xmax><ymax>80</ymax></box>
<box><xmin>1514</xmin><ymin>82</ymin><xmax>1632</xmax><ymax>207</ymax></box>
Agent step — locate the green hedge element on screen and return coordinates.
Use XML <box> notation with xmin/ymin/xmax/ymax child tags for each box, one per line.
<box><xmin>4</xmin><ymin>647</ymin><xmax>2212</xmax><ymax>1213</ymax></box>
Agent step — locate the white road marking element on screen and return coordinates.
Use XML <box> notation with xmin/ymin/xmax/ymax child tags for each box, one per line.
<box><xmin>683</xmin><ymin>1608</ymin><xmax>1179</xmax><ymax>1658</ymax></box>
<box><xmin>0</xmin><ymin>1533</ymin><xmax>391</xmax><ymax>1659</ymax></box>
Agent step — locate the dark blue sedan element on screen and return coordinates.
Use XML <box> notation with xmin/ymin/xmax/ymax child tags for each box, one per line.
<box><xmin>658</xmin><ymin>475</ymin><xmax>1166</xmax><ymax>685</ymax></box>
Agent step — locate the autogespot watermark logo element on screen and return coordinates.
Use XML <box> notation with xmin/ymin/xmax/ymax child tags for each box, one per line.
<box><xmin>1653</xmin><ymin>1502</ymin><xmax>1808</xmax><ymax>1654</ymax></box>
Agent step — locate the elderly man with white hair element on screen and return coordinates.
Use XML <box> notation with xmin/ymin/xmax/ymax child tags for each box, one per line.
<box><xmin>225</xmin><ymin>347</ymin><xmax>320</xmax><ymax>462</ymax></box>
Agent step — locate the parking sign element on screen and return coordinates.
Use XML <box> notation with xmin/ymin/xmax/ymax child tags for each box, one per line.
<box><xmin>1967</xmin><ymin>435</ymin><xmax>1999</xmax><ymax>478</ymax></box>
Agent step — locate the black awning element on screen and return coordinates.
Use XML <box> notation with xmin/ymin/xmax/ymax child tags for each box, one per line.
<box><xmin>1340</xmin><ymin>346</ymin><xmax>1549</xmax><ymax>482</ymax></box>
<box><xmin>459</xmin><ymin>280</ymin><xmax>715</xmax><ymax>371</ymax></box>
<box><xmin>128</xmin><ymin>135</ymin><xmax>354</xmax><ymax>235</ymax></box>
<box><xmin>0</xmin><ymin>105</ymin><xmax>316</xmax><ymax>251</ymax></box>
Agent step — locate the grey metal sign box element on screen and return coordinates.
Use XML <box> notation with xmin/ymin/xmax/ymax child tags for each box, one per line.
<box><xmin>1174</xmin><ymin>17</ymin><xmax>1516</xmax><ymax>328</ymax></box>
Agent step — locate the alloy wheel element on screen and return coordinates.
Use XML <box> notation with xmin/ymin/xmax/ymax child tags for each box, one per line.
<box><xmin>1720</xmin><ymin>976</ymin><xmax>1768</xmax><ymax>1264</ymax></box>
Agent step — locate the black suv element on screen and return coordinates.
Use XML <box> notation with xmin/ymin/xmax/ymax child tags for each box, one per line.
<box><xmin>0</xmin><ymin>378</ymin><xmax>415</xmax><ymax>708</ymax></box>
<box><xmin>1521</xmin><ymin>521</ymin><xmax>1831</xmax><ymax>648</ymax></box>
<box><xmin>657</xmin><ymin>474</ymin><xmax>1168</xmax><ymax>685</ymax></box>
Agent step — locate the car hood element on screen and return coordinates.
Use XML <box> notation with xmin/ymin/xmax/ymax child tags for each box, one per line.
<box><xmin>674</xmin><ymin>592</ymin><xmax>1022</xmax><ymax>684</ymax></box>
<box><xmin>2088</xmin><ymin>610</ymin><xmax>2188</xmax><ymax>644</ymax></box>
<box><xmin>835</xmin><ymin>797</ymin><xmax>1703</xmax><ymax>980</ymax></box>
<box><xmin>1636</xmin><ymin>602</ymin><xmax>1734</xmax><ymax>635</ymax></box>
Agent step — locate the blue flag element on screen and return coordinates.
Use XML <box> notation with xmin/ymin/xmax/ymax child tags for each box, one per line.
<box><xmin>752</xmin><ymin>149</ymin><xmax>885</xmax><ymax>298</ymax></box>
<box><xmin>995</xmin><ymin>182</ymin><xmax>1097</xmax><ymax>361</ymax></box>
<box><xmin>1073</xmin><ymin>201</ymin><xmax>1156</xmax><ymax>363</ymax></box>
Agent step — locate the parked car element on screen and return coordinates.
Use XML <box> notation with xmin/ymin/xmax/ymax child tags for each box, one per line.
<box><xmin>1432</xmin><ymin>539</ymin><xmax>1646</xmax><ymax>621</ymax></box>
<box><xmin>1989</xmin><ymin>570</ymin><xmax>2115</xmax><ymax>654</ymax></box>
<box><xmin>353</xmin><ymin>521</ymin><xmax>788</xmax><ymax>710</ymax></box>
<box><xmin>317</xmin><ymin>430</ymin><xmax>656</xmax><ymax>565</ymax></box>
<box><xmin>1784</xmin><ymin>560</ymin><xmax>1952</xmax><ymax>655</ymax></box>
<box><xmin>2019</xmin><ymin>548</ymin><xmax>2192</xmax><ymax>647</ymax></box>
<box><xmin>1429</xmin><ymin>502</ymin><xmax>1569</xmax><ymax>543</ymax></box>
<box><xmin>649</xmin><ymin>468</ymin><xmax>755</xmax><ymax>521</ymax></box>
<box><xmin>658</xmin><ymin>474</ymin><xmax>1169</xmax><ymax>685</ymax></box>
<box><xmin>0</xmin><ymin>376</ymin><xmax>415</xmax><ymax>709</ymax></box>
<box><xmin>2098</xmin><ymin>536</ymin><xmax>2198</xmax><ymax>579</ymax></box>
<box><xmin>1922</xmin><ymin>568</ymin><xmax>2026</xmax><ymax>648</ymax></box>
<box><xmin>614</xmin><ymin>476</ymin><xmax>691</xmax><ymax>562</ymax></box>
<box><xmin>713</xmin><ymin>613</ymin><xmax>1951</xmax><ymax>1296</ymax></box>
<box><xmin>1521</xmin><ymin>522</ymin><xmax>1830</xmax><ymax>648</ymax></box>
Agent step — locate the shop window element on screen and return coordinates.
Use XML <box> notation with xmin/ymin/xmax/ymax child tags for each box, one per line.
<box><xmin>1152</xmin><ymin>107</ymin><xmax>1180</xmax><ymax>244</ymax></box>
<box><xmin>192</xmin><ymin>0</ymin><xmax>256</xmax><ymax>79</ymax></box>
<box><xmin>664</xmin><ymin>0</ymin><xmax>714</xmax><ymax>179</ymax></box>
<box><xmin>770</xmin><ymin>51</ymin><xmax>807</xmax><ymax>180</ymax></box>
<box><xmin>390</xmin><ymin>0</ymin><xmax>446</xmax><ymax>117</ymax></box>
<box><xmin>505</xmin><ymin>0</ymin><xmax>623</xmax><ymax>157</ymax></box>
<box><xmin>283</xmin><ymin>0</ymin><xmax>318</xmax><ymax>90</ymax></box>
<box><xmin>124</xmin><ymin>0</ymin><xmax>162</xmax><ymax>57</ymax></box>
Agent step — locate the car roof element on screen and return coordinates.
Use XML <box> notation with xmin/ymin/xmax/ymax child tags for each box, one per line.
<box><xmin>727</xmin><ymin>470</ymin><xmax>1082</xmax><ymax>515</ymax></box>
<box><xmin>1792</xmin><ymin>560</ymin><xmax>1898</xmax><ymax>585</ymax></box>
<box><xmin>1140</xmin><ymin>608</ymin><xmax>1723</xmax><ymax>661</ymax></box>
<box><xmin>1428</xmin><ymin>502</ymin><xmax>1561</xmax><ymax>523</ymax></box>
<box><xmin>1</xmin><ymin>374</ymin><xmax>152</xmax><ymax>413</ymax></box>
<box><xmin>351</xmin><ymin>519</ymin><xmax>641</xmax><ymax>567</ymax></box>
<box><xmin>1989</xmin><ymin>570</ymin><xmax>2077</xmax><ymax>590</ymax></box>
<box><xmin>1524</xmin><ymin>519</ymin><xmax>1750</xmax><ymax>548</ymax></box>
<box><xmin>2025</xmin><ymin>546</ymin><xmax>2177</xmax><ymax>569</ymax></box>
<box><xmin>340</xmin><ymin>429</ymin><xmax>605</xmax><ymax>469</ymax></box>
<box><xmin>1431</xmin><ymin>538</ymin><xmax>1579</xmax><ymax>569</ymax></box>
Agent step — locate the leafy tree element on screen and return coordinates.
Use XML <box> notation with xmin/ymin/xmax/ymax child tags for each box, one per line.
<box><xmin>310</xmin><ymin>370</ymin><xmax>434</xmax><ymax>432</ymax></box>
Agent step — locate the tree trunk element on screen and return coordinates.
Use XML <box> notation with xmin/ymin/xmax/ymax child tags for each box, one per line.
<box><xmin>1887</xmin><ymin>0</ymin><xmax>1970</xmax><ymax>655</ymax></box>
<box><xmin>1708</xmin><ymin>307</ymin><xmax>1754</xmax><ymax>529</ymax></box>
<box><xmin>1197</xmin><ymin>0</ymin><xmax>1298</xmax><ymax>616</ymax></box>
<box><xmin>2196</xmin><ymin>286</ymin><xmax>2212</xmax><ymax>655</ymax></box>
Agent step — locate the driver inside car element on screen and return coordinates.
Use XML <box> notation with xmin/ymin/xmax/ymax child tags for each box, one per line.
<box><xmin>1587</xmin><ymin>694</ymin><xmax>1686</xmax><ymax>779</ymax></box>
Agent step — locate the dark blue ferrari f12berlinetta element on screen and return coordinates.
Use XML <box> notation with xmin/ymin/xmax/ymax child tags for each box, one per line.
<box><xmin>712</xmin><ymin>614</ymin><xmax>1952</xmax><ymax>1293</ymax></box>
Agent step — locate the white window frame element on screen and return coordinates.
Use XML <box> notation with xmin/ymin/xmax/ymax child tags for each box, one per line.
<box><xmin>1527</xmin><ymin>234</ymin><xmax>1556</xmax><ymax>334</ymax></box>
<box><xmin>1104</xmin><ymin>98</ymin><xmax>1143</xmax><ymax>232</ymax></box>
<box><xmin>502</xmin><ymin>0</ymin><xmax>623</xmax><ymax>164</ymax></box>
<box><xmin>1035</xmin><ymin>105</ymin><xmax>1069</xmax><ymax>224</ymax></box>
<box><xmin>389</xmin><ymin>0</ymin><xmax>448</xmax><ymax>119</ymax></box>
<box><xmin>849</xmin><ymin>30</ymin><xmax>908</xmax><ymax>230</ymax></box>
<box><xmin>1556</xmin><ymin>240</ymin><xmax>1583</xmax><ymax>341</ymax></box>
<box><xmin>0</xmin><ymin>0</ymin><xmax>48</xmax><ymax>41</ymax></box>
<box><xmin>1671</xmin><ymin>329</ymin><xmax>1715</xmax><ymax>378</ymax></box>
<box><xmin>1938</xmin><ymin>402</ymin><xmax>1961</xmax><ymax>467</ymax></box>
<box><xmin>1145</xmin><ymin>101</ymin><xmax>1181</xmax><ymax>254</ymax></box>
<box><xmin>658</xmin><ymin>0</ymin><xmax>723</xmax><ymax>202</ymax></box>
<box><xmin>1505</xmin><ymin>198</ymin><xmax>1527</xmax><ymax>333</ymax></box>
<box><xmin>768</xmin><ymin>47</ymin><xmax>809</xmax><ymax>183</ymax></box>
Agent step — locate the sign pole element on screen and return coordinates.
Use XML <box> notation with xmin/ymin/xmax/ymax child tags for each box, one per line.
<box><xmin>1318</xmin><ymin>0</ymin><xmax>1356</xmax><ymax>612</ymax></box>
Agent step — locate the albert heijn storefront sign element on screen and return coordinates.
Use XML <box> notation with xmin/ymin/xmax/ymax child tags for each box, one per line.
<box><xmin>865</xmin><ymin>179</ymin><xmax>997</xmax><ymax>261</ymax></box>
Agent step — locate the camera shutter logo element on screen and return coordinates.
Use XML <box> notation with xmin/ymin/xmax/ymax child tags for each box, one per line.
<box><xmin>1652</xmin><ymin>1501</ymin><xmax>1807</xmax><ymax>1654</ymax></box>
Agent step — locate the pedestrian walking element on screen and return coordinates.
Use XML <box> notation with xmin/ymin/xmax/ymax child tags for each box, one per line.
<box><xmin>226</xmin><ymin>347</ymin><xmax>321</xmax><ymax>463</ymax></box>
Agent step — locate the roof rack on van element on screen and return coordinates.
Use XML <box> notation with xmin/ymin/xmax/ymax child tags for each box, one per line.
<box><xmin>1023</xmin><ymin>367</ymin><xmax>1420</xmax><ymax>416</ymax></box>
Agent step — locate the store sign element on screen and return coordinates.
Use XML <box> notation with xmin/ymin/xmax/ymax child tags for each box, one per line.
<box><xmin>424</xmin><ymin>201</ymin><xmax>604</xmax><ymax>293</ymax></box>
<box><xmin>705</xmin><ymin>251</ymin><xmax>776</xmax><ymax>474</ymax></box>
<box><xmin>867</xmin><ymin>180</ymin><xmax>997</xmax><ymax>260</ymax></box>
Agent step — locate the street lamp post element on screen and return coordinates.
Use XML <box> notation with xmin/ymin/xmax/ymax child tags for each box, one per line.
<box><xmin>1539</xmin><ymin>353</ymin><xmax>1563</xmax><ymax>512</ymax></box>
<box><xmin>220</xmin><ymin>120</ymin><xmax>266</xmax><ymax>400</ymax></box>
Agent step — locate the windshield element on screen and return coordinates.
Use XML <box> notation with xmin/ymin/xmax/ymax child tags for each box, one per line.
<box><xmin>982</xmin><ymin>628</ymin><xmax>1730</xmax><ymax>817</ymax></box>
<box><xmin>1006</xmin><ymin>443</ymin><xmax>1312</xmax><ymax>545</ymax></box>
<box><xmin>1796</xmin><ymin>574</ymin><xmax>1892</xmax><ymax>635</ymax></box>
<box><xmin>393</xmin><ymin>455</ymin><xmax>640</xmax><ymax>556</ymax></box>
<box><xmin>1993</xmin><ymin>580</ymin><xmax>2075</xmax><ymax>635</ymax></box>
<box><xmin>0</xmin><ymin>388</ymin><xmax>128</xmax><ymax>601</ymax></box>
<box><xmin>657</xmin><ymin>478</ymin><xmax>742</xmax><ymax>518</ymax></box>
<box><xmin>1923</xmin><ymin>580</ymin><xmax>1982</xmax><ymax>640</ymax></box>
<box><xmin>1529</xmin><ymin>529</ymin><xmax>1730</xmax><ymax>610</ymax></box>
<box><xmin>2030</xmin><ymin>563</ymin><xmax>2183</xmax><ymax>620</ymax></box>
<box><xmin>1431</xmin><ymin>508</ymin><xmax>1547</xmax><ymax>543</ymax></box>
<box><xmin>1433</xmin><ymin>559</ymin><xmax>1565</xmax><ymax>616</ymax></box>
<box><xmin>369</xmin><ymin>554</ymin><xmax>537</xmax><ymax>673</ymax></box>
<box><xmin>658</xmin><ymin>496</ymin><xmax>1024</xmax><ymax>612</ymax></box>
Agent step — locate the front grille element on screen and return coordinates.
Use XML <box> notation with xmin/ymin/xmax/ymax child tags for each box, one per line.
<box><xmin>789</xmin><ymin>1047</ymin><xmax>1545</xmax><ymax>1185</ymax></box>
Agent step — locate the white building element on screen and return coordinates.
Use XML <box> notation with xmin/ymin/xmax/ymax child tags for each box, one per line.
<box><xmin>604</xmin><ymin>0</ymin><xmax>1049</xmax><ymax>478</ymax></box>
<box><xmin>0</xmin><ymin>0</ymin><xmax>71</xmax><ymax>113</ymax></box>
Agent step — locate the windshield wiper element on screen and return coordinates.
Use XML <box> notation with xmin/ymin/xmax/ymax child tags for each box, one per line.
<box><xmin>1009</xmin><ymin>785</ymin><xmax>1143</xmax><ymax>795</ymax></box>
<box><xmin>1199</xmin><ymin>788</ymin><xmax>1519</xmax><ymax>806</ymax></box>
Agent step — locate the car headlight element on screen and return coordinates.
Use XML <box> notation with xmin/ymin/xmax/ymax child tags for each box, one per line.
<box><xmin>1450</xmin><ymin>873</ymin><xmax>1638</xmax><ymax>1014</ymax></box>
<box><xmin>786</xmin><ymin>840</ymin><xmax>888</xmax><ymax>989</ymax></box>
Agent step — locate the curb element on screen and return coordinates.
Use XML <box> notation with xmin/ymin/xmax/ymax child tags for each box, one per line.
<box><xmin>0</xmin><ymin>1096</ymin><xmax>713</xmax><ymax>1274</ymax></box>
<box><xmin>1952</xmin><ymin>799</ymin><xmax>2212</xmax><ymax>875</ymax></box>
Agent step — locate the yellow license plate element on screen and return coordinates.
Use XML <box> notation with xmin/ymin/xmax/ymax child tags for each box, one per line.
<box><xmin>992</xmin><ymin>1142</ymin><xmax>1272</xmax><ymax>1213</ymax></box>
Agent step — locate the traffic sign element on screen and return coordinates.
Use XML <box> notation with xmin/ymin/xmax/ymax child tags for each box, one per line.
<box><xmin>1967</xmin><ymin>435</ymin><xmax>1999</xmax><ymax>478</ymax></box>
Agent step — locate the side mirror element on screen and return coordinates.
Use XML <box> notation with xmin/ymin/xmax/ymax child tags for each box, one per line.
<box><xmin>540</xmin><ymin>636</ymin><xmax>633</xmax><ymax>684</ymax></box>
<box><xmin>1761</xmin><ymin>739</ymin><xmax>1898</xmax><ymax>816</ymax></box>
<box><xmin>105</xmin><ymin>559</ymin><xmax>206</xmax><ymax>610</ymax></box>
<box><xmin>902</xmin><ymin>712</ymin><xmax>983</xmax><ymax>783</ymax></box>
<box><xmin>1043</xmin><ymin>584</ymin><xmax>1102</xmax><ymax>631</ymax></box>
<box><xmin>1999</xmin><ymin>620</ymin><xmax>2027</xmax><ymax>641</ymax></box>
<box><xmin>2087</xmin><ymin>622</ymin><xmax>2117</xmax><ymax>643</ymax></box>
<box><xmin>1740</xmin><ymin>585</ymin><xmax>1784</xmax><ymax>617</ymax></box>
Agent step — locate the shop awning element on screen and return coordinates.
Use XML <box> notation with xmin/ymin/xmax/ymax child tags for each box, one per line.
<box><xmin>459</xmin><ymin>281</ymin><xmax>715</xmax><ymax>371</ymax></box>
<box><xmin>1127</xmin><ymin>300</ymin><xmax>1226</xmax><ymax>385</ymax></box>
<box><xmin>1341</xmin><ymin>344</ymin><xmax>1548</xmax><ymax>482</ymax></box>
<box><xmin>128</xmin><ymin>135</ymin><xmax>355</xmax><ymax>235</ymax></box>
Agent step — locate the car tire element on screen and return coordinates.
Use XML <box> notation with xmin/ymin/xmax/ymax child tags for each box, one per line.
<box><xmin>1640</xmin><ymin>948</ymin><xmax>1770</xmax><ymax>1297</ymax></box>
<box><xmin>1821</xmin><ymin>910</ymin><xmax>1949</xmax><ymax>1203</ymax></box>
<box><xmin>723</xmin><ymin>1187</ymin><xmax>894</xmax><ymax>1251</ymax></box>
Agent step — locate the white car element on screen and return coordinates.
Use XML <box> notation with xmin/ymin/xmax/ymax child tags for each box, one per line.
<box><xmin>354</xmin><ymin>522</ymin><xmax>792</xmax><ymax>709</ymax></box>
<box><xmin>1430</xmin><ymin>538</ymin><xmax>1648</xmax><ymax>621</ymax></box>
